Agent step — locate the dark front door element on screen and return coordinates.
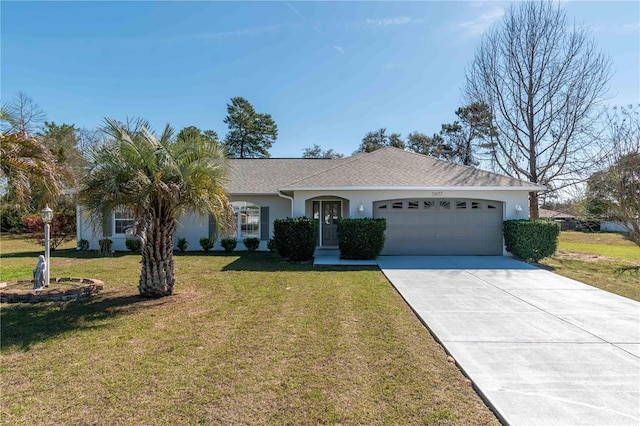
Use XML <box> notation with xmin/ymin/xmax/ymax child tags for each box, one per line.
<box><xmin>322</xmin><ymin>201</ymin><xmax>340</xmax><ymax>246</ymax></box>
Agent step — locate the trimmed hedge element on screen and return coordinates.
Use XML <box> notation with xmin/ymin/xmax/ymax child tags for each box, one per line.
<box><xmin>273</xmin><ymin>217</ymin><xmax>318</xmax><ymax>261</ymax></box>
<box><xmin>337</xmin><ymin>218</ymin><xmax>386</xmax><ymax>260</ymax></box>
<box><xmin>503</xmin><ymin>219</ymin><xmax>560</xmax><ymax>262</ymax></box>
<box><xmin>177</xmin><ymin>237</ymin><xmax>188</xmax><ymax>252</ymax></box>
<box><xmin>99</xmin><ymin>238</ymin><xmax>112</xmax><ymax>257</ymax></box>
<box><xmin>125</xmin><ymin>238</ymin><xmax>141</xmax><ymax>252</ymax></box>
<box><xmin>243</xmin><ymin>237</ymin><xmax>260</xmax><ymax>252</ymax></box>
<box><xmin>77</xmin><ymin>239</ymin><xmax>89</xmax><ymax>251</ymax></box>
<box><xmin>199</xmin><ymin>237</ymin><xmax>214</xmax><ymax>252</ymax></box>
<box><xmin>220</xmin><ymin>237</ymin><xmax>237</xmax><ymax>253</ymax></box>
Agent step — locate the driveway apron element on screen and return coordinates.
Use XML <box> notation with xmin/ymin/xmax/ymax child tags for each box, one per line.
<box><xmin>377</xmin><ymin>256</ymin><xmax>640</xmax><ymax>426</ymax></box>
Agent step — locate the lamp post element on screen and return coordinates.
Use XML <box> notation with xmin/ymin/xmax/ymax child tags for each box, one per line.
<box><xmin>41</xmin><ymin>205</ymin><xmax>53</xmax><ymax>288</ymax></box>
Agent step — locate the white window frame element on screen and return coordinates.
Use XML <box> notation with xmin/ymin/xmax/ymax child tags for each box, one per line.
<box><xmin>231</xmin><ymin>201</ymin><xmax>260</xmax><ymax>239</ymax></box>
<box><xmin>114</xmin><ymin>207</ymin><xmax>136</xmax><ymax>235</ymax></box>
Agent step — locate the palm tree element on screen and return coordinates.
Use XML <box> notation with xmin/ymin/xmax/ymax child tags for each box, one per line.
<box><xmin>81</xmin><ymin>118</ymin><xmax>231</xmax><ymax>297</ymax></box>
<box><xmin>0</xmin><ymin>106</ymin><xmax>62</xmax><ymax>208</ymax></box>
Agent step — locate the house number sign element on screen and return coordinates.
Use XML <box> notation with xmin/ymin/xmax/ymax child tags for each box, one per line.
<box><xmin>431</xmin><ymin>191</ymin><xmax>444</xmax><ymax>197</ymax></box>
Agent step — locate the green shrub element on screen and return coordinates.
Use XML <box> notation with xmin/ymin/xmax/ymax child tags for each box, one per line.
<box><xmin>272</xmin><ymin>221</ymin><xmax>290</xmax><ymax>258</ymax></box>
<box><xmin>0</xmin><ymin>206</ymin><xmax>24</xmax><ymax>233</ymax></box>
<box><xmin>273</xmin><ymin>218</ymin><xmax>318</xmax><ymax>261</ymax></box>
<box><xmin>267</xmin><ymin>238</ymin><xmax>277</xmax><ymax>253</ymax></box>
<box><xmin>77</xmin><ymin>239</ymin><xmax>89</xmax><ymax>251</ymax></box>
<box><xmin>125</xmin><ymin>238</ymin><xmax>141</xmax><ymax>252</ymax></box>
<box><xmin>199</xmin><ymin>237</ymin><xmax>215</xmax><ymax>252</ymax></box>
<box><xmin>22</xmin><ymin>212</ymin><xmax>76</xmax><ymax>250</ymax></box>
<box><xmin>99</xmin><ymin>238</ymin><xmax>112</xmax><ymax>256</ymax></box>
<box><xmin>220</xmin><ymin>237</ymin><xmax>237</xmax><ymax>253</ymax></box>
<box><xmin>243</xmin><ymin>237</ymin><xmax>260</xmax><ymax>252</ymax></box>
<box><xmin>337</xmin><ymin>218</ymin><xmax>386</xmax><ymax>260</ymax></box>
<box><xmin>503</xmin><ymin>219</ymin><xmax>560</xmax><ymax>262</ymax></box>
<box><xmin>177</xmin><ymin>237</ymin><xmax>188</xmax><ymax>252</ymax></box>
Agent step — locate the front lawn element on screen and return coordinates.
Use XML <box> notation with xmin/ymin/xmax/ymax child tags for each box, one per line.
<box><xmin>538</xmin><ymin>231</ymin><xmax>640</xmax><ymax>301</ymax></box>
<box><xmin>0</xmin><ymin>235</ymin><xmax>498</xmax><ymax>425</ymax></box>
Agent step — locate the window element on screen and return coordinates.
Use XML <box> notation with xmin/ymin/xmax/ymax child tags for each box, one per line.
<box><xmin>392</xmin><ymin>201</ymin><xmax>403</xmax><ymax>209</ymax></box>
<box><xmin>231</xmin><ymin>201</ymin><xmax>260</xmax><ymax>238</ymax></box>
<box><xmin>408</xmin><ymin>201</ymin><xmax>419</xmax><ymax>209</ymax></box>
<box><xmin>456</xmin><ymin>201</ymin><xmax>467</xmax><ymax>209</ymax></box>
<box><xmin>424</xmin><ymin>201</ymin><xmax>435</xmax><ymax>209</ymax></box>
<box><xmin>487</xmin><ymin>203</ymin><xmax>497</xmax><ymax>209</ymax></box>
<box><xmin>472</xmin><ymin>202</ymin><xmax>480</xmax><ymax>209</ymax></box>
<box><xmin>114</xmin><ymin>207</ymin><xmax>135</xmax><ymax>235</ymax></box>
<box><xmin>439</xmin><ymin>201</ymin><xmax>451</xmax><ymax>209</ymax></box>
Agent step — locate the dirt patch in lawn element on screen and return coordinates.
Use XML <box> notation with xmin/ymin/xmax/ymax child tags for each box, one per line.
<box><xmin>553</xmin><ymin>250</ymin><xmax>614</xmax><ymax>262</ymax></box>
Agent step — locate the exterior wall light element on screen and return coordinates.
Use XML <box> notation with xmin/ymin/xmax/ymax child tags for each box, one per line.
<box><xmin>357</xmin><ymin>203</ymin><xmax>365</xmax><ymax>215</ymax></box>
<box><xmin>515</xmin><ymin>204</ymin><xmax>523</xmax><ymax>215</ymax></box>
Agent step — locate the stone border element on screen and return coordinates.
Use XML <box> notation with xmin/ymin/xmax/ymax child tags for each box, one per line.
<box><xmin>0</xmin><ymin>278</ymin><xmax>104</xmax><ymax>303</ymax></box>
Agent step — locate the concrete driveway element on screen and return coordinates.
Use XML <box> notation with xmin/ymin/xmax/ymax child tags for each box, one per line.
<box><xmin>377</xmin><ymin>256</ymin><xmax>640</xmax><ymax>425</ymax></box>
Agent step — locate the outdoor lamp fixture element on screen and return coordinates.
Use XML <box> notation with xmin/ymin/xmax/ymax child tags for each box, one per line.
<box><xmin>41</xmin><ymin>205</ymin><xmax>53</xmax><ymax>288</ymax></box>
<box><xmin>357</xmin><ymin>203</ymin><xmax>365</xmax><ymax>215</ymax></box>
<box><xmin>514</xmin><ymin>204</ymin><xmax>523</xmax><ymax>215</ymax></box>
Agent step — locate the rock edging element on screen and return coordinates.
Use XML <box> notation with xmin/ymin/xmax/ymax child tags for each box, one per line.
<box><xmin>0</xmin><ymin>278</ymin><xmax>104</xmax><ymax>303</ymax></box>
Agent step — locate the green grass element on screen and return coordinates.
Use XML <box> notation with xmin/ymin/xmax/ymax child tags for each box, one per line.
<box><xmin>539</xmin><ymin>231</ymin><xmax>640</xmax><ymax>301</ymax></box>
<box><xmin>1</xmin><ymin>235</ymin><xmax>498</xmax><ymax>425</ymax></box>
<box><xmin>557</xmin><ymin>231</ymin><xmax>639</xmax><ymax>262</ymax></box>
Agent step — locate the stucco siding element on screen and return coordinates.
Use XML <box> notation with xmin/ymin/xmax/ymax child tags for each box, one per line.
<box><xmin>292</xmin><ymin>189</ymin><xmax>529</xmax><ymax>220</ymax></box>
<box><xmin>76</xmin><ymin>195</ymin><xmax>292</xmax><ymax>252</ymax></box>
<box><xmin>292</xmin><ymin>189</ymin><xmax>530</xmax><ymax>255</ymax></box>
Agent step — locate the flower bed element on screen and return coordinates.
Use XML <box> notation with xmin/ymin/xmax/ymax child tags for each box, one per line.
<box><xmin>0</xmin><ymin>278</ymin><xmax>104</xmax><ymax>303</ymax></box>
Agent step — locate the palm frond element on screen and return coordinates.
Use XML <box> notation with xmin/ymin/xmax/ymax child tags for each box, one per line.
<box><xmin>81</xmin><ymin>118</ymin><xmax>231</xmax><ymax>234</ymax></box>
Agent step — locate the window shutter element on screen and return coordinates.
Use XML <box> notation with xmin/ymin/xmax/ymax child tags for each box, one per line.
<box><xmin>208</xmin><ymin>214</ymin><xmax>217</xmax><ymax>240</ymax></box>
<box><xmin>103</xmin><ymin>212</ymin><xmax>113</xmax><ymax>237</ymax></box>
<box><xmin>260</xmin><ymin>207</ymin><xmax>269</xmax><ymax>240</ymax></box>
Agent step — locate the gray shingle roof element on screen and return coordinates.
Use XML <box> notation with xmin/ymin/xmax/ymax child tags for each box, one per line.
<box><xmin>226</xmin><ymin>147</ymin><xmax>544</xmax><ymax>194</ymax></box>
<box><xmin>226</xmin><ymin>158</ymin><xmax>347</xmax><ymax>193</ymax></box>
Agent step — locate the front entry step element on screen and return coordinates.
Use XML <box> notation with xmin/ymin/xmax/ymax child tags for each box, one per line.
<box><xmin>313</xmin><ymin>248</ymin><xmax>377</xmax><ymax>266</ymax></box>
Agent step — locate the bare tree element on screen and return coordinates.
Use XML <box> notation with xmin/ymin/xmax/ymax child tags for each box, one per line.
<box><xmin>465</xmin><ymin>1</ymin><xmax>611</xmax><ymax>218</ymax></box>
<box><xmin>1</xmin><ymin>92</ymin><xmax>46</xmax><ymax>135</ymax></box>
<box><xmin>587</xmin><ymin>105</ymin><xmax>640</xmax><ymax>247</ymax></box>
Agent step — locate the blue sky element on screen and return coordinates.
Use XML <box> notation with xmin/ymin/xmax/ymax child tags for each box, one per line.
<box><xmin>2</xmin><ymin>1</ymin><xmax>638</xmax><ymax>157</ymax></box>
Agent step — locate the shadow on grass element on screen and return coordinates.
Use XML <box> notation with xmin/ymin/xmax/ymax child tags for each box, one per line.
<box><xmin>533</xmin><ymin>262</ymin><xmax>556</xmax><ymax>272</ymax></box>
<box><xmin>616</xmin><ymin>265</ymin><xmax>640</xmax><ymax>276</ymax></box>
<box><xmin>0</xmin><ymin>293</ymin><xmax>168</xmax><ymax>351</ymax></box>
<box><xmin>0</xmin><ymin>248</ymin><xmax>133</xmax><ymax>260</ymax></box>
<box><xmin>220</xmin><ymin>252</ymin><xmax>378</xmax><ymax>272</ymax></box>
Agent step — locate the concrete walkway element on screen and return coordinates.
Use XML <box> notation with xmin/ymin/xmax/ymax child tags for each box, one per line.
<box><xmin>377</xmin><ymin>256</ymin><xmax>640</xmax><ymax>426</ymax></box>
<box><xmin>313</xmin><ymin>248</ymin><xmax>377</xmax><ymax>266</ymax></box>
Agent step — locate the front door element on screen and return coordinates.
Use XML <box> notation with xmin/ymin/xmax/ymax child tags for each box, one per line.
<box><xmin>315</xmin><ymin>201</ymin><xmax>340</xmax><ymax>246</ymax></box>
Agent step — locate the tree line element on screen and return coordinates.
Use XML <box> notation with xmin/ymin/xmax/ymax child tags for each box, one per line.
<box><xmin>336</xmin><ymin>101</ymin><xmax>497</xmax><ymax>167</ymax></box>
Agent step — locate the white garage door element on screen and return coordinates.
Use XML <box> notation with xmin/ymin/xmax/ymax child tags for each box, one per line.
<box><xmin>373</xmin><ymin>199</ymin><xmax>503</xmax><ymax>255</ymax></box>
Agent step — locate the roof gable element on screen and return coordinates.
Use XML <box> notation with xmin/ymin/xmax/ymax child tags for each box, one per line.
<box><xmin>226</xmin><ymin>147</ymin><xmax>544</xmax><ymax>194</ymax></box>
<box><xmin>281</xmin><ymin>147</ymin><xmax>543</xmax><ymax>190</ymax></box>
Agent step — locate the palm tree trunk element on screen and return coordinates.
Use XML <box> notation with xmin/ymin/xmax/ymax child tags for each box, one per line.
<box><xmin>139</xmin><ymin>215</ymin><xmax>176</xmax><ymax>297</ymax></box>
